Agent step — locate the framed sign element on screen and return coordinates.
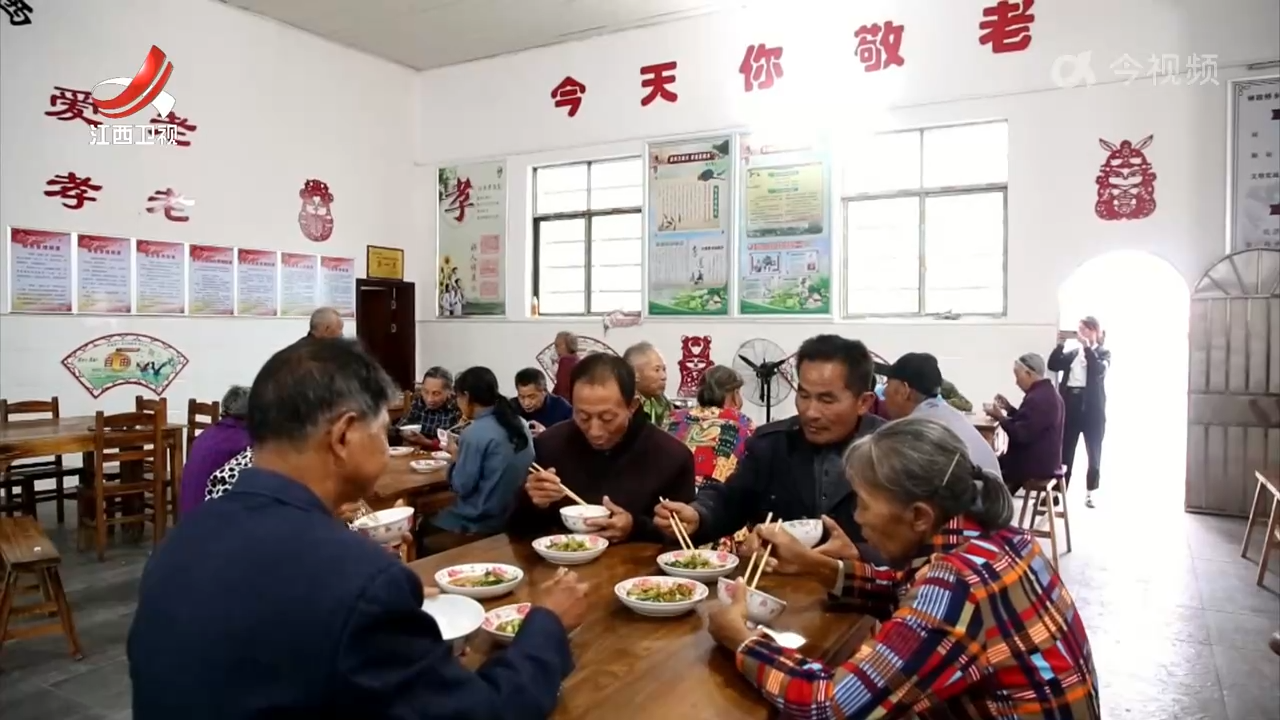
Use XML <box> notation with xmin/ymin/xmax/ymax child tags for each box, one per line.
<box><xmin>1229</xmin><ymin>76</ymin><xmax>1280</xmax><ymax>250</ymax></box>
<box><xmin>367</xmin><ymin>245</ymin><xmax>404</xmax><ymax>280</ymax></box>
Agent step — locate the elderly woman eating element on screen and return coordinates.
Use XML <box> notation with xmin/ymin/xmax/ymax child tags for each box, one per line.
<box><xmin>707</xmin><ymin>416</ymin><xmax>1100</xmax><ymax>719</ymax></box>
<box><xmin>179</xmin><ymin>385</ymin><xmax>250</xmax><ymax>516</ymax></box>
<box><xmin>665</xmin><ymin>365</ymin><xmax>755</xmax><ymax>552</ymax></box>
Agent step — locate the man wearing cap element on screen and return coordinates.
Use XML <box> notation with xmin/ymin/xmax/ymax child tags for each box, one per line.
<box><xmin>986</xmin><ymin>352</ymin><xmax>1064</xmax><ymax>493</ymax></box>
<box><xmin>882</xmin><ymin>352</ymin><xmax>1002</xmax><ymax>479</ymax></box>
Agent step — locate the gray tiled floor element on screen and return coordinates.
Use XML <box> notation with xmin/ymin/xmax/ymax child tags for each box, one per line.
<box><xmin>1</xmin><ymin>489</ymin><xmax>1278</xmax><ymax>719</ymax></box>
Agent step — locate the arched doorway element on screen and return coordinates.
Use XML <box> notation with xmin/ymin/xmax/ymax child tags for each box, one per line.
<box><xmin>1057</xmin><ymin>250</ymin><xmax>1191</xmax><ymax>511</ymax></box>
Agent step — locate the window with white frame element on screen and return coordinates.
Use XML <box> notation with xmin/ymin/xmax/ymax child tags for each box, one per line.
<box><xmin>532</xmin><ymin>158</ymin><xmax>644</xmax><ymax>315</ymax></box>
<box><xmin>842</xmin><ymin>121</ymin><xmax>1008</xmax><ymax>316</ymax></box>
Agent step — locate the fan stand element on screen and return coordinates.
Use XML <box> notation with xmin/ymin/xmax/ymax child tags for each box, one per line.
<box><xmin>749</xmin><ymin>358</ymin><xmax>789</xmax><ymax>424</ymax></box>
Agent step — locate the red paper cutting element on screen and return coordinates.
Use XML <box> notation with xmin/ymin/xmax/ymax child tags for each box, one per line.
<box><xmin>1095</xmin><ymin>135</ymin><xmax>1157</xmax><ymax>221</ymax></box>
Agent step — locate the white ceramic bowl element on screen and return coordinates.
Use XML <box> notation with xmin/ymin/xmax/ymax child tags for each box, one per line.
<box><xmin>435</xmin><ymin>563</ymin><xmax>524</xmax><ymax>600</ymax></box>
<box><xmin>430</xmin><ymin>451</ymin><xmax>451</xmax><ymax>461</ymax></box>
<box><xmin>716</xmin><ymin>577</ymin><xmax>787</xmax><ymax>625</ymax></box>
<box><xmin>421</xmin><ymin>594</ymin><xmax>485</xmax><ymax>655</ymax></box>
<box><xmin>481</xmin><ymin>602</ymin><xmax>530</xmax><ymax>645</ymax></box>
<box><xmin>782</xmin><ymin>519</ymin><xmax>823</xmax><ymax>549</ymax></box>
<box><xmin>615</xmin><ymin>576</ymin><xmax>708</xmax><ymax>617</ymax></box>
<box><xmin>388</xmin><ymin>446</ymin><xmax>414</xmax><ymax>457</ymax></box>
<box><xmin>350</xmin><ymin>506</ymin><xmax>414</xmax><ymax>546</ymax></box>
<box><xmin>560</xmin><ymin>504</ymin><xmax>610</xmax><ymax>533</ymax></box>
<box><xmin>656</xmin><ymin>548</ymin><xmax>739</xmax><ymax>581</ymax></box>
<box><xmin>531</xmin><ymin>534</ymin><xmax>609</xmax><ymax>565</ymax></box>
<box><xmin>410</xmin><ymin>458</ymin><xmax>447</xmax><ymax>473</ymax></box>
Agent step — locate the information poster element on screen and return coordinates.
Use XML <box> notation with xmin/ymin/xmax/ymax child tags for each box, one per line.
<box><xmin>76</xmin><ymin>234</ymin><xmax>132</xmax><ymax>314</ymax></box>
<box><xmin>738</xmin><ymin>135</ymin><xmax>832</xmax><ymax>314</ymax></box>
<box><xmin>646</xmin><ymin>137</ymin><xmax>731</xmax><ymax>315</ymax></box>
<box><xmin>1230</xmin><ymin>76</ymin><xmax>1280</xmax><ymax>250</ymax></box>
<box><xmin>136</xmin><ymin>240</ymin><xmax>186</xmax><ymax>314</ymax></box>
<box><xmin>437</xmin><ymin>161</ymin><xmax>505</xmax><ymax>316</ymax></box>
<box><xmin>236</xmin><ymin>249</ymin><xmax>278</xmax><ymax>316</ymax></box>
<box><xmin>280</xmin><ymin>252</ymin><xmax>318</xmax><ymax>317</ymax></box>
<box><xmin>188</xmin><ymin>244</ymin><xmax>234</xmax><ymax>316</ymax></box>
<box><xmin>8</xmin><ymin>228</ymin><xmax>72</xmax><ymax>313</ymax></box>
<box><xmin>319</xmin><ymin>256</ymin><xmax>355</xmax><ymax>318</ymax></box>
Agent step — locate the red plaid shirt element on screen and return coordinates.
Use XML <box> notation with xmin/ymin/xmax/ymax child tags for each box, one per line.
<box><xmin>736</xmin><ymin>517</ymin><xmax>1100</xmax><ymax>719</ymax></box>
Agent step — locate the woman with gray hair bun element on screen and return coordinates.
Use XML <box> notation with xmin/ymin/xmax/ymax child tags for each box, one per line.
<box><xmin>178</xmin><ymin>385</ymin><xmax>252</xmax><ymax>516</ymax></box>
<box><xmin>706</xmin><ymin>416</ymin><xmax>1099</xmax><ymax>719</ymax></box>
<box><xmin>665</xmin><ymin>365</ymin><xmax>756</xmax><ymax>552</ymax></box>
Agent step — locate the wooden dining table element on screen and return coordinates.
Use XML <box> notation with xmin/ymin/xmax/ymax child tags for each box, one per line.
<box><xmin>0</xmin><ymin>414</ymin><xmax>187</xmax><ymax>496</ymax></box>
<box><xmin>969</xmin><ymin>412</ymin><xmax>1003</xmax><ymax>452</ymax></box>
<box><xmin>370</xmin><ymin>454</ymin><xmax>451</xmax><ymax>510</ymax></box>
<box><xmin>409</xmin><ymin>536</ymin><xmax>875</xmax><ymax>719</ymax></box>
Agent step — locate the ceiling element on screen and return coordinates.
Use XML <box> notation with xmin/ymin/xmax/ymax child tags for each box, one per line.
<box><xmin>221</xmin><ymin>0</ymin><xmax>745</xmax><ymax>70</ymax></box>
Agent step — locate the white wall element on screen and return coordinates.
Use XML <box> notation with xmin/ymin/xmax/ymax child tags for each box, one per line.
<box><xmin>413</xmin><ymin>0</ymin><xmax>1280</xmax><ymax>422</ymax></box>
<box><xmin>0</xmin><ymin>0</ymin><xmax>418</xmax><ymax>419</ymax></box>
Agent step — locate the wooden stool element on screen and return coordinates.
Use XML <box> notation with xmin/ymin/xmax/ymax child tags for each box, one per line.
<box><xmin>1241</xmin><ymin>471</ymin><xmax>1280</xmax><ymax>587</ymax></box>
<box><xmin>1017</xmin><ymin>474</ymin><xmax>1072</xmax><ymax>569</ymax></box>
<box><xmin>0</xmin><ymin>516</ymin><xmax>84</xmax><ymax>660</ymax></box>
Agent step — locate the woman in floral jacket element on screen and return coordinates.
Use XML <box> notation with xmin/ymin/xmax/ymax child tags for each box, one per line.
<box><xmin>665</xmin><ymin>366</ymin><xmax>756</xmax><ymax>552</ymax></box>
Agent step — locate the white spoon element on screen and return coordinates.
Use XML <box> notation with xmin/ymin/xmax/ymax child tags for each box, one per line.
<box><xmin>756</xmin><ymin>625</ymin><xmax>806</xmax><ymax>649</ymax></box>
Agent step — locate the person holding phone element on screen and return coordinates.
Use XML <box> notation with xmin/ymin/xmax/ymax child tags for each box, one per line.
<box><xmin>397</xmin><ymin>367</ymin><xmax>463</xmax><ymax>449</ymax></box>
<box><xmin>1047</xmin><ymin>316</ymin><xmax>1110</xmax><ymax>508</ymax></box>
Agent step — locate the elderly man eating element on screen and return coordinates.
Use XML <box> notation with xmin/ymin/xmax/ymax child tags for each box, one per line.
<box><xmin>881</xmin><ymin>352</ymin><xmax>1001</xmax><ymax>478</ymax></box>
<box><xmin>398</xmin><ymin>366</ymin><xmax>463</xmax><ymax>448</ymax></box>
<box><xmin>128</xmin><ymin>338</ymin><xmax>589</xmax><ymax>720</ymax></box>
<box><xmin>656</xmin><ymin>335</ymin><xmax>885</xmax><ymax>549</ymax></box>
<box><xmin>624</xmin><ymin>341</ymin><xmax>672</xmax><ymax>427</ymax></box>
<box><xmin>987</xmin><ymin>352</ymin><xmax>1065</xmax><ymax>494</ymax></box>
<box><xmin>513</xmin><ymin>367</ymin><xmax>573</xmax><ymax>436</ymax></box>
<box><xmin>508</xmin><ymin>352</ymin><xmax>695</xmax><ymax>543</ymax></box>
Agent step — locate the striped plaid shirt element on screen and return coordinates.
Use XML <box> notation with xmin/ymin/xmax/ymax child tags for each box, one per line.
<box><xmin>736</xmin><ymin>517</ymin><xmax>1100</xmax><ymax>719</ymax></box>
<box><xmin>397</xmin><ymin>396</ymin><xmax>462</xmax><ymax>438</ymax></box>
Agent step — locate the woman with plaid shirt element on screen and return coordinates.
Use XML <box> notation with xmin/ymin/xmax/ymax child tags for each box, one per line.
<box><xmin>707</xmin><ymin>417</ymin><xmax>1100</xmax><ymax>719</ymax></box>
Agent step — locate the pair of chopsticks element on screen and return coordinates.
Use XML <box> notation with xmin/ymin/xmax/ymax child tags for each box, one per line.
<box><xmin>660</xmin><ymin>497</ymin><xmax>694</xmax><ymax>551</ymax></box>
<box><xmin>742</xmin><ymin>513</ymin><xmax>780</xmax><ymax>590</ymax></box>
<box><xmin>352</xmin><ymin>499</ymin><xmax>377</xmax><ymax>522</ymax></box>
<box><xmin>530</xmin><ymin>462</ymin><xmax>589</xmax><ymax>506</ymax></box>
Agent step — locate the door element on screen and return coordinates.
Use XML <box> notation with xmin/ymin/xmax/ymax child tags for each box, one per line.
<box><xmin>1185</xmin><ymin>248</ymin><xmax>1280</xmax><ymax>515</ymax></box>
<box><xmin>356</xmin><ymin>279</ymin><xmax>416</xmax><ymax>391</ymax></box>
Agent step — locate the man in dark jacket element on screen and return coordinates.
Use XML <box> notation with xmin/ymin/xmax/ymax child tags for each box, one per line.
<box><xmin>129</xmin><ymin>338</ymin><xmax>587</xmax><ymax>720</ymax></box>
<box><xmin>987</xmin><ymin>352</ymin><xmax>1065</xmax><ymax>493</ymax></box>
<box><xmin>655</xmin><ymin>335</ymin><xmax>885</xmax><ymax>549</ymax></box>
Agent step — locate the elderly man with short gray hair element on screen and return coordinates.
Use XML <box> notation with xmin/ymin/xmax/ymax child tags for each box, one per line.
<box><xmin>986</xmin><ymin>352</ymin><xmax>1065</xmax><ymax>494</ymax></box>
<box><xmin>624</xmin><ymin>341</ymin><xmax>672</xmax><ymax>427</ymax></box>
<box><xmin>304</xmin><ymin>307</ymin><xmax>344</xmax><ymax>341</ymax></box>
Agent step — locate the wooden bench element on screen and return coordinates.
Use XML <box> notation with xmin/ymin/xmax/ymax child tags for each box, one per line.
<box><xmin>1241</xmin><ymin>470</ymin><xmax>1280</xmax><ymax>587</ymax></box>
<box><xmin>0</xmin><ymin>515</ymin><xmax>84</xmax><ymax>660</ymax></box>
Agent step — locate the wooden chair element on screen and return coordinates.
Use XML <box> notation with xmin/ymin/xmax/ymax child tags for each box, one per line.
<box><xmin>0</xmin><ymin>397</ymin><xmax>79</xmax><ymax>524</ymax></box>
<box><xmin>1015</xmin><ymin>467</ymin><xmax>1072</xmax><ymax>569</ymax></box>
<box><xmin>177</xmin><ymin>399</ymin><xmax>221</xmax><ymax>524</ymax></box>
<box><xmin>78</xmin><ymin>411</ymin><xmax>167</xmax><ymax>561</ymax></box>
<box><xmin>0</xmin><ymin>512</ymin><xmax>84</xmax><ymax>660</ymax></box>
<box><xmin>1241</xmin><ymin>471</ymin><xmax>1280</xmax><ymax>587</ymax></box>
<box><xmin>135</xmin><ymin>396</ymin><xmax>182</xmax><ymax>526</ymax></box>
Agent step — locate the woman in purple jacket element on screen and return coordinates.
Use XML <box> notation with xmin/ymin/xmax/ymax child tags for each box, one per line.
<box><xmin>179</xmin><ymin>386</ymin><xmax>251</xmax><ymax>516</ymax></box>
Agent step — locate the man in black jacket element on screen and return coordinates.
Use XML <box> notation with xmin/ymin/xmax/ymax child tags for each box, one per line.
<box><xmin>655</xmin><ymin>334</ymin><xmax>885</xmax><ymax>549</ymax></box>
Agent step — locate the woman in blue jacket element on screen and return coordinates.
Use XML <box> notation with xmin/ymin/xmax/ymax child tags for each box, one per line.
<box><xmin>421</xmin><ymin>366</ymin><xmax>534</xmax><ymax>554</ymax></box>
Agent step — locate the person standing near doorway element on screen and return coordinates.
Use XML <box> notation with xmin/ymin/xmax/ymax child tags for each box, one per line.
<box><xmin>1048</xmin><ymin>316</ymin><xmax>1110</xmax><ymax>508</ymax></box>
